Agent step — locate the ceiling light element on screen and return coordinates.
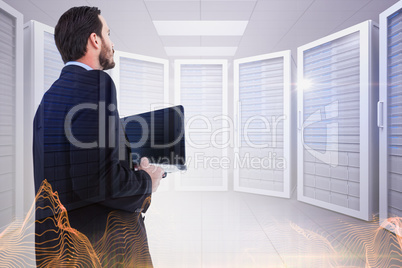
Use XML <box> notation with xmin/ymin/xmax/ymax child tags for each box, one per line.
<box><xmin>153</xmin><ymin>21</ymin><xmax>248</xmax><ymax>36</ymax></box>
<box><xmin>165</xmin><ymin>47</ymin><xmax>237</xmax><ymax>56</ymax></box>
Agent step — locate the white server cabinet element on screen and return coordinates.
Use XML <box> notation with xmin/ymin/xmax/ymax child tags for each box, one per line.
<box><xmin>23</xmin><ymin>20</ymin><xmax>64</xmax><ymax>215</ymax></box>
<box><xmin>234</xmin><ymin>51</ymin><xmax>296</xmax><ymax>198</ymax></box>
<box><xmin>379</xmin><ymin>1</ymin><xmax>402</xmax><ymax>234</ymax></box>
<box><xmin>297</xmin><ymin>20</ymin><xmax>379</xmax><ymax>221</ymax></box>
<box><xmin>174</xmin><ymin>60</ymin><xmax>228</xmax><ymax>191</ymax></box>
<box><xmin>0</xmin><ymin>1</ymin><xmax>23</xmax><ymax>230</ymax></box>
<box><xmin>109</xmin><ymin>51</ymin><xmax>169</xmax><ymax>191</ymax></box>
<box><xmin>109</xmin><ymin>51</ymin><xmax>169</xmax><ymax>117</ymax></box>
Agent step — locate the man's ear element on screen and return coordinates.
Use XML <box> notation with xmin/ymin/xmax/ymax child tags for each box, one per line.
<box><xmin>88</xmin><ymin>33</ymin><xmax>101</xmax><ymax>49</ymax></box>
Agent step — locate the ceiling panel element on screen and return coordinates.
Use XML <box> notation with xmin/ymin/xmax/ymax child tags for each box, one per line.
<box><xmin>27</xmin><ymin>0</ymin><xmax>91</xmax><ymax>20</ymax></box>
<box><xmin>119</xmin><ymin>19</ymin><xmax>157</xmax><ymax>32</ymax></box>
<box><xmin>246</xmin><ymin>19</ymin><xmax>296</xmax><ymax>30</ymax></box>
<box><xmin>254</xmin><ymin>0</ymin><xmax>314</xmax><ymax>11</ymax></box>
<box><xmin>307</xmin><ymin>0</ymin><xmax>370</xmax><ymax>12</ymax></box>
<box><xmin>160</xmin><ymin>36</ymin><xmax>243</xmax><ymax>47</ymax></box>
<box><xmin>3</xmin><ymin>0</ymin><xmax>55</xmax><ymax>24</ymax></box>
<box><xmin>250</xmin><ymin>10</ymin><xmax>305</xmax><ymax>21</ymax></box>
<box><xmin>145</xmin><ymin>0</ymin><xmax>256</xmax><ymax>1</ymax></box>
<box><xmin>243</xmin><ymin>27</ymin><xmax>291</xmax><ymax>37</ymax></box>
<box><xmin>147</xmin><ymin>11</ymin><xmax>201</xmax><ymax>20</ymax></box>
<box><xmin>110</xmin><ymin>21</ymin><xmax>159</xmax><ymax>49</ymax></box>
<box><xmin>200</xmin><ymin>11</ymin><xmax>254</xmax><ymax>20</ymax></box>
<box><xmin>331</xmin><ymin>0</ymin><xmax>399</xmax><ymax>32</ymax></box>
<box><xmin>361</xmin><ymin>0</ymin><xmax>399</xmax><ymax>11</ymax></box>
<box><xmin>160</xmin><ymin>36</ymin><xmax>202</xmax><ymax>46</ymax></box>
<box><xmin>123</xmin><ymin>35</ymin><xmax>167</xmax><ymax>57</ymax></box>
<box><xmin>100</xmin><ymin>11</ymin><xmax>151</xmax><ymax>21</ymax></box>
<box><xmin>300</xmin><ymin>10</ymin><xmax>356</xmax><ymax>22</ymax></box>
<box><xmin>239</xmin><ymin>33</ymin><xmax>282</xmax><ymax>47</ymax></box>
<box><xmin>201</xmin><ymin>36</ymin><xmax>242</xmax><ymax>46</ymax></box>
<box><xmin>273</xmin><ymin>25</ymin><xmax>339</xmax><ymax>54</ymax></box>
<box><xmin>332</xmin><ymin>13</ymin><xmax>380</xmax><ymax>33</ymax></box>
<box><xmin>145</xmin><ymin>0</ymin><xmax>197</xmax><ymax>1</ymax></box>
<box><xmin>202</xmin><ymin>0</ymin><xmax>256</xmax><ymax>1</ymax></box>
<box><xmin>200</xmin><ymin>1</ymin><xmax>256</xmax><ymax>12</ymax></box>
<box><xmin>235</xmin><ymin>42</ymin><xmax>277</xmax><ymax>58</ymax></box>
<box><xmin>165</xmin><ymin>46</ymin><xmax>237</xmax><ymax>56</ymax></box>
<box><xmin>145</xmin><ymin>1</ymin><xmax>200</xmax><ymax>12</ymax></box>
<box><xmin>290</xmin><ymin>19</ymin><xmax>343</xmax><ymax>31</ymax></box>
<box><xmin>3</xmin><ymin>0</ymin><xmax>400</xmax><ymax>59</ymax></box>
<box><xmin>88</xmin><ymin>0</ymin><xmax>149</xmax><ymax>11</ymax></box>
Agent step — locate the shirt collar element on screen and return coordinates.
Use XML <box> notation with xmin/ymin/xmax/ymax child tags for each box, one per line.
<box><xmin>65</xmin><ymin>61</ymin><xmax>93</xmax><ymax>71</ymax></box>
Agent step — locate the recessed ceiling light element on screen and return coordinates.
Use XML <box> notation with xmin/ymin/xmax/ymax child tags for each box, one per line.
<box><xmin>153</xmin><ymin>21</ymin><xmax>248</xmax><ymax>36</ymax></box>
<box><xmin>165</xmin><ymin>47</ymin><xmax>237</xmax><ymax>56</ymax></box>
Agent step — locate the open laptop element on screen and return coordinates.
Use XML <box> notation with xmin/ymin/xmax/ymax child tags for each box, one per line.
<box><xmin>121</xmin><ymin>105</ymin><xmax>186</xmax><ymax>175</ymax></box>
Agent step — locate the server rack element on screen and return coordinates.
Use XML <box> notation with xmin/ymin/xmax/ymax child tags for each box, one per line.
<box><xmin>23</xmin><ymin>20</ymin><xmax>64</xmax><ymax>215</ymax></box>
<box><xmin>233</xmin><ymin>51</ymin><xmax>296</xmax><ymax>198</ymax></box>
<box><xmin>174</xmin><ymin>60</ymin><xmax>228</xmax><ymax>191</ymax></box>
<box><xmin>0</xmin><ymin>1</ymin><xmax>23</xmax><ymax>229</ymax></box>
<box><xmin>109</xmin><ymin>51</ymin><xmax>169</xmax><ymax>191</ymax></box>
<box><xmin>379</xmin><ymin>1</ymin><xmax>402</xmax><ymax>234</ymax></box>
<box><xmin>297</xmin><ymin>20</ymin><xmax>379</xmax><ymax>221</ymax></box>
<box><xmin>109</xmin><ymin>51</ymin><xmax>169</xmax><ymax>117</ymax></box>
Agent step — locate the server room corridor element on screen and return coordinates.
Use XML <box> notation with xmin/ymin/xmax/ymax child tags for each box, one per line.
<box><xmin>146</xmin><ymin>190</ymin><xmax>401</xmax><ymax>268</ymax></box>
<box><xmin>1</xmin><ymin>0</ymin><xmax>402</xmax><ymax>267</ymax></box>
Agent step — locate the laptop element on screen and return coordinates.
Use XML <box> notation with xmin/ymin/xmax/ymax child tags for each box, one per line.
<box><xmin>121</xmin><ymin>105</ymin><xmax>186</xmax><ymax>175</ymax></box>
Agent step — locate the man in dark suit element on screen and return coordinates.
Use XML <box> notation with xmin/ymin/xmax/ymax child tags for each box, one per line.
<box><xmin>33</xmin><ymin>6</ymin><xmax>164</xmax><ymax>267</ymax></box>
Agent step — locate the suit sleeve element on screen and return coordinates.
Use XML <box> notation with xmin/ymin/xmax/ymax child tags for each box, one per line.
<box><xmin>97</xmin><ymin>71</ymin><xmax>153</xmax><ymax>212</ymax></box>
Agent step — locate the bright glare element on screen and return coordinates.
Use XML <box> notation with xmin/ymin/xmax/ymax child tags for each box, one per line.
<box><xmin>299</xmin><ymin>79</ymin><xmax>313</xmax><ymax>90</ymax></box>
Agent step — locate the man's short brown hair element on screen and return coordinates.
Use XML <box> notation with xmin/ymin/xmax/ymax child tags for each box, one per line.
<box><xmin>55</xmin><ymin>6</ymin><xmax>102</xmax><ymax>63</ymax></box>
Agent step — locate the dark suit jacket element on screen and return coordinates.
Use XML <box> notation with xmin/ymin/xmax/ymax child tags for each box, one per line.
<box><xmin>33</xmin><ymin>65</ymin><xmax>154</xmax><ymax>267</ymax></box>
<box><xmin>33</xmin><ymin>64</ymin><xmax>152</xmax><ymax>218</ymax></box>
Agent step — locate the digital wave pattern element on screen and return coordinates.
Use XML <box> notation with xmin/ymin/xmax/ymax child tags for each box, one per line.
<box><xmin>289</xmin><ymin>216</ymin><xmax>402</xmax><ymax>267</ymax></box>
<box><xmin>34</xmin><ymin>180</ymin><xmax>101</xmax><ymax>267</ymax></box>
<box><xmin>0</xmin><ymin>193</ymin><xmax>36</xmax><ymax>267</ymax></box>
<box><xmin>93</xmin><ymin>207</ymin><xmax>153</xmax><ymax>267</ymax></box>
<box><xmin>0</xmin><ymin>180</ymin><xmax>152</xmax><ymax>267</ymax></box>
<box><xmin>1</xmin><ymin>180</ymin><xmax>402</xmax><ymax>267</ymax></box>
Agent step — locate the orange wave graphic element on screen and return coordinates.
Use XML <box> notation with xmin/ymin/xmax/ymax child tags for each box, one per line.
<box><xmin>34</xmin><ymin>180</ymin><xmax>102</xmax><ymax>267</ymax></box>
<box><xmin>0</xmin><ymin>180</ymin><xmax>152</xmax><ymax>267</ymax></box>
<box><xmin>93</xmin><ymin>202</ymin><xmax>152</xmax><ymax>268</ymax></box>
<box><xmin>1</xmin><ymin>181</ymin><xmax>402</xmax><ymax>267</ymax></box>
<box><xmin>0</xmin><ymin>198</ymin><xmax>35</xmax><ymax>267</ymax></box>
<box><xmin>290</xmin><ymin>215</ymin><xmax>402</xmax><ymax>267</ymax></box>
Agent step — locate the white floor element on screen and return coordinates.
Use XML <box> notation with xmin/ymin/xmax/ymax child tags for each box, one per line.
<box><xmin>146</xmin><ymin>191</ymin><xmax>401</xmax><ymax>268</ymax></box>
<box><xmin>1</xmin><ymin>188</ymin><xmax>400</xmax><ymax>267</ymax></box>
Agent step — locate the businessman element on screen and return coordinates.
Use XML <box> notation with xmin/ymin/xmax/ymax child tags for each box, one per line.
<box><xmin>33</xmin><ymin>6</ymin><xmax>163</xmax><ymax>267</ymax></box>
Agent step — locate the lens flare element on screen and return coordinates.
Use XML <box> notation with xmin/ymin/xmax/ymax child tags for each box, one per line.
<box><xmin>299</xmin><ymin>79</ymin><xmax>313</xmax><ymax>90</ymax></box>
<box><xmin>290</xmin><ymin>216</ymin><xmax>402</xmax><ymax>267</ymax></box>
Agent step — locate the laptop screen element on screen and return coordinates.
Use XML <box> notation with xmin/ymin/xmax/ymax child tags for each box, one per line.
<box><xmin>121</xmin><ymin>105</ymin><xmax>186</xmax><ymax>171</ymax></box>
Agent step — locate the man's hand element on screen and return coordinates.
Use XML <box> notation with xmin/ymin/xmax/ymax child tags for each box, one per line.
<box><xmin>138</xmin><ymin>157</ymin><xmax>165</xmax><ymax>193</ymax></box>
